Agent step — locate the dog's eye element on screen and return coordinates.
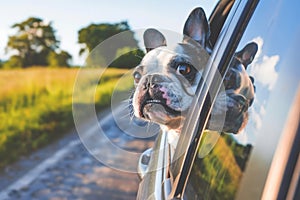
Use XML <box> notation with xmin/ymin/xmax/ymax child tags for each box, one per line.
<box><xmin>177</xmin><ymin>63</ymin><xmax>191</xmax><ymax>75</ymax></box>
<box><xmin>133</xmin><ymin>72</ymin><xmax>141</xmax><ymax>83</ymax></box>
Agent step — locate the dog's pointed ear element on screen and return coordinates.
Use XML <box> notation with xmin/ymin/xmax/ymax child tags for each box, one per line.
<box><xmin>143</xmin><ymin>28</ymin><xmax>166</xmax><ymax>52</ymax></box>
<box><xmin>183</xmin><ymin>7</ymin><xmax>210</xmax><ymax>47</ymax></box>
<box><xmin>249</xmin><ymin>76</ymin><xmax>256</xmax><ymax>93</ymax></box>
<box><xmin>236</xmin><ymin>42</ymin><xmax>258</xmax><ymax>69</ymax></box>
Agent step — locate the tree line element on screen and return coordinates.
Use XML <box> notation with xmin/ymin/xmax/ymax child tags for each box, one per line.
<box><xmin>0</xmin><ymin>17</ymin><xmax>143</xmax><ymax>69</ymax></box>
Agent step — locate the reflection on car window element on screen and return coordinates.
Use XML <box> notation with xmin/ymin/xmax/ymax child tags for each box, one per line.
<box><xmin>186</xmin><ymin>40</ymin><xmax>280</xmax><ymax>199</ymax></box>
<box><xmin>185</xmin><ymin>1</ymin><xmax>283</xmax><ymax>199</ymax></box>
<box><xmin>186</xmin><ymin>131</ymin><xmax>252</xmax><ymax>199</ymax></box>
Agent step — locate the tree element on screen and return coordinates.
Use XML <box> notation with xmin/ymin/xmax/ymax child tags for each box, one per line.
<box><xmin>78</xmin><ymin>21</ymin><xmax>140</xmax><ymax>67</ymax></box>
<box><xmin>5</xmin><ymin>17</ymin><xmax>71</xmax><ymax>68</ymax></box>
<box><xmin>47</xmin><ymin>50</ymin><xmax>72</xmax><ymax>67</ymax></box>
<box><xmin>109</xmin><ymin>47</ymin><xmax>144</xmax><ymax>69</ymax></box>
<box><xmin>3</xmin><ymin>55</ymin><xmax>23</xmax><ymax>69</ymax></box>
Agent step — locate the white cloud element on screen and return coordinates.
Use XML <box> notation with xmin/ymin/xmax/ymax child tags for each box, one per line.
<box><xmin>260</xmin><ymin>104</ymin><xmax>266</xmax><ymax>116</ymax></box>
<box><xmin>252</xmin><ymin>37</ymin><xmax>264</xmax><ymax>60</ymax></box>
<box><xmin>234</xmin><ymin>130</ymin><xmax>249</xmax><ymax>145</ymax></box>
<box><xmin>251</xmin><ymin>105</ymin><xmax>263</xmax><ymax>130</ymax></box>
<box><xmin>235</xmin><ymin>37</ymin><xmax>280</xmax><ymax>144</ymax></box>
<box><xmin>250</xmin><ymin>55</ymin><xmax>280</xmax><ymax>90</ymax></box>
<box><xmin>235</xmin><ymin>102</ymin><xmax>265</xmax><ymax>145</ymax></box>
<box><xmin>249</xmin><ymin>37</ymin><xmax>280</xmax><ymax>90</ymax></box>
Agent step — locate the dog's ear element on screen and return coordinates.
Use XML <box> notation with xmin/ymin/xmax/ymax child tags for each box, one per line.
<box><xmin>235</xmin><ymin>42</ymin><xmax>258</xmax><ymax>69</ymax></box>
<box><xmin>249</xmin><ymin>75</ymin><xmax>256</xmax><ymax>93</ymax></box>
<box><xmin>183</xmin><ymin>7</ymin><xmax>210</xmax><ymax>47</ymax></box>
<box><xmin>143</xmin><ymin>28</ymin><xmax>166</xmax><ymax>52</ymax></box>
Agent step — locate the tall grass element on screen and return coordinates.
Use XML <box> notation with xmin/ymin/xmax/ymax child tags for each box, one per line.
<box><xmin>0</xmin><ymin>67</ymin><xmax>132</xmax><ymax>169</ymax></box>
<box><xmin>188</xmin><ymin>132</ymin><xmax>251</xmax><ymax>199</ymax></box>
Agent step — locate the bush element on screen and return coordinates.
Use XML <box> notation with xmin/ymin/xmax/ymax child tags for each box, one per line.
<box><xmin>47</xmin><ymin>50</ymin><xmax>72</xmax><ymax>67</ymax></box>
<box><xmin>3</xmin><ymin>55</ymin><xmax>23</xmax><ymax>69</ymax></box>
<box><xmin>0</xmin><ymin>67</ymin><xmax>131</xmax><ymax>169</ymax></box>
<box><xmin>109</xmin><ymin>48</ymin><xmax>144</xmax><ymax>69</ymax></box>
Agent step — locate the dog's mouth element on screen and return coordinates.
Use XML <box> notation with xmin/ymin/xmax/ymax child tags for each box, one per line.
<box><xmin>140</xmin><ymin>98</ymin><xmax>181</xmax><ymax>119</ymax></box>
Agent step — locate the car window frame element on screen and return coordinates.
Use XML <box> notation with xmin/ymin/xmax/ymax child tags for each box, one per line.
<box><xmin>168</xmin><ymin>0</ymin><xmax>260</xmax><ymax>198</ymax></box>
<box><xmin>136</xmin><ymin>129</ymin><xmax>171</xmax><ymax>200</ymax></box>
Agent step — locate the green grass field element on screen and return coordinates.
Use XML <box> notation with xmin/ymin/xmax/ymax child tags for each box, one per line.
<box><xmin>188</xmin><ymin>133</ymin><xmax>252</xmax><ymax>199</ymax></box>
<box><xmin>0</xmin><ymin>67</ymin><xmax>133</xmax><ymax>169</ymax></box>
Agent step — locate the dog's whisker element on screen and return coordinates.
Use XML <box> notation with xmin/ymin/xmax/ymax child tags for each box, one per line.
<box><xmin>120</xmin><ymin>99</ymin><xmax>131</xmax><ymax>103</ymax></box>
<box><xmin>129</xmin><ymin>115</ymin><xmax>134</xmax><ymax>122</ymax></box>
<box><xmin>120</xmin><ymin>111</ymin><xmax>132</xmax><ymax>117</ymax></box>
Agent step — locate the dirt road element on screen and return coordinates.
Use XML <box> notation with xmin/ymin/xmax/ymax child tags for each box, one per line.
<box><xmin>0</xmin><ymin>108</ymin><xmax>156</xmax><ymax>200</ymax></box>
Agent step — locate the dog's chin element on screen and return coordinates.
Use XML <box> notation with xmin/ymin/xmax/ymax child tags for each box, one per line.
<box><xmin>142</xmin><ymin>103</ymin><xmax>184</xmax><ymax>130</ymax></box>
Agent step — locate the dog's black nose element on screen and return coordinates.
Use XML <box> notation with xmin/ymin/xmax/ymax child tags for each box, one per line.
<box><xmin>142</xmin><ymin>77</ymin><xmax>150</xmax><ymax>90</ymax></box>
<box><xmin>143</xmin><ymin>74</ymin><xmax>163</xmax><ymax>90</ymax></box>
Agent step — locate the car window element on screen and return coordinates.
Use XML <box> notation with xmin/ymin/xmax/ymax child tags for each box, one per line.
<box><xmin>185</xmin><ymin>0</ymin><xmax>299</xmax><ymax>199</ymax></box>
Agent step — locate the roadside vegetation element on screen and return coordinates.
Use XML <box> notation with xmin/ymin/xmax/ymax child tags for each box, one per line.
<box><xmin>0</xmin><ymin>67</ymin><xmax>132</xmax><ymax>169</ymax></box>
<box><xmin>189</xmin><ymin>133</ymin><xmax>252</xmax><ymax>199</ymax></box>
<box><xmin>0</xmin><ymin>14</ymin><xmax>141</xmax><ymax>170</ymax></box>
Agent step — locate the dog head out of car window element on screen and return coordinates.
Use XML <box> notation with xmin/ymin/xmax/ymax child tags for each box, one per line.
<box><xmin>131</xmin><ymin>8</ymin><xmax>211</xmax><ymax>131</ymax></box>
<box><xmin>143</xmin><ymin>7</ymin><xmax>211</xmax><ymax>53</ymax></box>
<box><xmin>132</xmin><ymin>7</ymin><xmax>258</xmax><ymax>136</ymax></box>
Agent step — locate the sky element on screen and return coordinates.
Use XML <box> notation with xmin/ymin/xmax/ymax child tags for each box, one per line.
<box><xmin>2</xmin><ymin>0</ymin><xmax>298</xmax><ymax>145</ymax></box>
<box><xmin>0</xmin><ymin>0</ymin><xmax>218</xmax><ymax>65</ymax></box>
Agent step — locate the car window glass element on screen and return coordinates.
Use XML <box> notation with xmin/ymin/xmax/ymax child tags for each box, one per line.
<box><xmin>185</xmin><ymin>0</ymin><xmax>295</xmax><ymax>199</ymax></box>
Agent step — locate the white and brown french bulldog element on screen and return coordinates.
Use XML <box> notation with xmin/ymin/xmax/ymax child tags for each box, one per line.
<box><xmin>131</xmin><ymin>7</ymin><xmax>257</xmax><ymax>149</ymax></box>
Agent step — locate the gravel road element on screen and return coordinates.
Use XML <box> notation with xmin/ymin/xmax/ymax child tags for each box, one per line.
<box><xmin>0</xmin><ymin>108</ymin><xmax>156</xmax><ymax>200</ymax></box>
